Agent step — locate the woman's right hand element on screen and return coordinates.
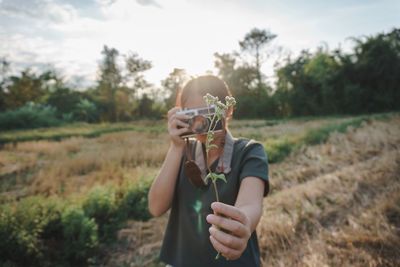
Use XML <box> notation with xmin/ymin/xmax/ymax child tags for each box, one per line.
<box><xmin>167</xmin><ymin>107</ymin><xmax>190</xmax><ymax>148</ymax></box>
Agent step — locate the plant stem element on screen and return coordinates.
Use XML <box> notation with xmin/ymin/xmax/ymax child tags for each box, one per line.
<box><xmin>205</xmin><ymin>106</ymin><xmax>223</xmax><ymax>260</ymax></box>
<box><xmin>212</xmin><ymin>180</ymin><xmax>219</xmax><ymax>202</ymax></box>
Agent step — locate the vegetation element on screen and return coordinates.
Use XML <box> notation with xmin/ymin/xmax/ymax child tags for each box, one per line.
<box><xmin>1</xmin><ymin>28</ymin><xmax>399</xmax><ymax>131</ymax></box>
<box><xmin>0</xmin><ymin>183</ymin><xmax>152</xmax><ymax>266</ymax></box>
<box><xmin>1</xmin><ymin>113</ymin><xmax>398</xmax><ymax>265</ymax></box>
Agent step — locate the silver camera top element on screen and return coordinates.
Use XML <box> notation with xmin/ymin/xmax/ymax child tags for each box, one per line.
<box><xmin>176</xmin><ymin>105</ymin><xmax>217</xmax><ymax>117</ymax></box>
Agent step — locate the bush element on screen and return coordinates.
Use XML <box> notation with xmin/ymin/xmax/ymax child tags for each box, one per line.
<box><xmin>0</xmin><ymin>206</ymin><xmax>41</xmax><ymax>266</ymax></box>
<box><xmin>61</xmin><ymin>207</ymin><xmax>98</xmax><ymax>265</ymax></box>
<box><xmin>0</xmin><ymin>102</ymin><xmax>62</xmax><ymax>131</ymax></box>
<box><xmin>0</xmin><ymin>181</ymin><xmax>153</xmax><ymax>266</ymax></box>
<box><xmin>0</xmin><ymin>196</ymin><xmax>65</xmax><ymax>266</ymax></box>
<box><xmin>82</xmin><ymin>186</ymin><xmax>120</xmax><ymax>243</ymax></box>
<box><xmin>119</xmin><ymin>181</ymin><xmax>152</xmax><ymax>221</ymax></box>
<box><xmin>265</xmin><ymin>137</ymin><xmax>297</xmax><ymax>163</ymax></box>
<box><xmin>303</xmin><ymin>118</ymin><xmax>365</xmax><ymax>145</ymax></box>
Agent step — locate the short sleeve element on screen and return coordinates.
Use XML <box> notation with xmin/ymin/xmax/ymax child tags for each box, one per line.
<box><xmin>239</xmin><ymin>141</ymin><xmax>270</xmax><ymax>196</ymax></box>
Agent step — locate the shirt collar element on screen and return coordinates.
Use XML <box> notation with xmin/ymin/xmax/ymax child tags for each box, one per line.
<box><xmin>194</xmin><ymin>130</ymin><xmax>235</xmax><ymax>180</ymax></box>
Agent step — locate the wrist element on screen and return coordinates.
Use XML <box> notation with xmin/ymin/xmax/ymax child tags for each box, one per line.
<box><xmin>170</xmin><ymin>141</ymin><xmax>185</xmax><ymax>152</ymax></box>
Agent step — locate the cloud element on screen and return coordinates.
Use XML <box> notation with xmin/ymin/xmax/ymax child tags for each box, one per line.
<box><xmin>97</xmin><ymin>0</ymin><xmax>161</xmax><ymax>8</ymax></box>
<box><xmin>0</xmin><ymin>0</ymin><xmax>78</xmax><ymax>24</ymax></box>
<box><xmin>136</xmin><ymin>0</ymin><xmax>162</xmax><ymax>8</ymax></box>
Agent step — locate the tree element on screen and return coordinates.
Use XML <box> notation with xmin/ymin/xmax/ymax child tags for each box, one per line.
<box><xmin>96</xmin><ymin>45</ymin><xmax>122</xmax><ymax>121</ymax></box>
<box><xmin>46</xmin><ymin>87</ymin><xmax>83</xmax><ymax>118</ymax></box>
<box><xmin>137</xmin><ymin>93</ymin><xmax>154</xmax><ymax>117</ymax></box>
<box><xmin>0</xmin><ymin>58</ymin><xmax>10</xmax><ymax>111</ymax></box>
<box><xmin>239</xmin><ymin>28</ymin><xmax>277</xmax><ymax>92</ymax></box>
<box><xmin>214</xmin><ymin>52</ymin><xmax>259</xmax><ymax>97</ymax></box>
<box><xmin>125</xmin><ymin>52</ymin><xmax>152</xmax><ymax>94</ymax></box>
<box><xmin>161</xmin><ymin>68</ymin><xmax>188</xmax><ymax>108</ymax></box>
<box><xmin>2</xmin><ymin>69</ymin><xmax>57</xmax><ymax>110</ymax></box>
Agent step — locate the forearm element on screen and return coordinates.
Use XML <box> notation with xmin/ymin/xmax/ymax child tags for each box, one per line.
<box><xmin>234</xmin><ymin>177</ymin><xmax>265</xmax><ymax>232</ymax></box>
<box><xmin>235</xmin><ymin>202</ymin><xmax>263</xmax><ymax>232</ymax></box>
<box><xmin>148</xmin><ymin>143</ymin><xmax>184</xmax><ymax>217</ymax></box>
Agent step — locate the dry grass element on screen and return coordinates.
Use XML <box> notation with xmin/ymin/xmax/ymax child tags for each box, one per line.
<box><xmin>1</xmin><ymin>114</ymin><xmax>399</xmax><ymax>266</ymax></box>
<box><xmin>257</xmin><ymin>116</ymin><xmax>400</xmax><ymax>267</ymax></box>
<box><xmin>102</xmin><ymin>115</ymin><xmax>400</xmax><ymax>267</ymax></box>
<box><xmin>0</xmin><ymin>131</ymin><xmax>169</xmax><ymax>201</ymax></box>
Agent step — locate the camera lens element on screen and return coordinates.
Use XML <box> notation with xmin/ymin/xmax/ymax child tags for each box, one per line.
<box><xmin>188</xmin><ymin>115</ymin><xmax>209</xmax><ymax>134</ymax></box>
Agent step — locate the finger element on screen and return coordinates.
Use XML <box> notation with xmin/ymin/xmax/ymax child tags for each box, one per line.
<box><xmin>174</xmin><ymin>113</ymin><xmax>190</xmax><ymax>121</ymax></box>
<box><xmin>168</xmin><ymin>114</ymin><xmax>190</xmax><ymax>127</ymax></box>
<box><xmin>169</xmin><ymin>119</ymin><xmax>189</xmax><ymax>131</ymax></box>
<box><xmin>209</xmin><ymin>226</ymin><xmax>243</xmax><ymax>250</ymax></box>
<box><xmin>167</xmin><ymin>107</ymin><xmax>181</xmax><ymax>118</ymax></box>
<box><xmin>170</xmin><ymin>127</ymin><xmax>189</xmax><ymax>136</ymax></box>
<box><xmin>174</xmin><ymin>118</ymin><xmax>189</xmax><ymax>129</ymax></box>
<box><xmin>209</xmin><ymin>235</ymin><xmax>240</xmax><ymax>260</ymax></box>
<box><xmin>211</xmin><ymin>202</ymin><xmax>248</xmax><ymax>226</ymax></box>
<box><xmin>206</xmin><ymin>214</ymin><xmax>248</xmax><ymax>238</ymax></box>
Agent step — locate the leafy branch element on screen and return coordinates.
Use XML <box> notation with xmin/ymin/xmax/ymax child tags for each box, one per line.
<box><xmin>202</xmin><ymin>93</ymin><xmax>236</xmax><ymax>259</ymax></box>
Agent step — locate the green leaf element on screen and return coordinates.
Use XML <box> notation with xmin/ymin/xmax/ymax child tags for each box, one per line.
<box><xmin>215</xmin><ymin>173</ymin><xmax>227</xmax><ymax>183</ymax></box>
<box><xmin>205</xmin><ymin>173</ymin><xmax>212</xmax><ymax>182</ymax></box>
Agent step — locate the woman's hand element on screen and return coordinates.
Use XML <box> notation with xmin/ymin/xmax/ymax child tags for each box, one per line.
<box><xmin>206</xmin><ymin>202</ymin><xmax>252</xmax><ymax>260</ymax></box>
<box><xmin>167</xmin><ymin>107</ymin><xmax>190</xmax><ymax>148</ymax></box>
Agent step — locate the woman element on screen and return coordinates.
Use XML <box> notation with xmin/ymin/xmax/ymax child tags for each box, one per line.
<box><xmin>148</xmin><ymin>75</ymin><xmax>269</xmax><ymax>267</ymax></box>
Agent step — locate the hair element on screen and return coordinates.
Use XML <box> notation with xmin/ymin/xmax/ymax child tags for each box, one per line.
<box><xmin>176</xmin><ymin>75</ymin><xmax>234</xmax><ymax>117</ymax></box>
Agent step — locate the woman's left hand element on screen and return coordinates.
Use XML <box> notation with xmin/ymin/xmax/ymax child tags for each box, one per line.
<box><xmin>206</xmin><ymin>202</ymin><xmax>251</xmax><ymax>260</ymax></box>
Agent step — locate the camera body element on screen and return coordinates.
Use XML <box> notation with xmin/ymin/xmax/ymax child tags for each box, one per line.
<box><xmin>176</xmin><ymin>105</ymin><xmax>223</xmax><ymax>138</ymax></box>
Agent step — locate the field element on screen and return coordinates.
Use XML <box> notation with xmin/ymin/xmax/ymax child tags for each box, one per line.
<box><xmin>1</xmin><ymin>113</ymin><xmax>399</xmax><ymax>266</ymax></box>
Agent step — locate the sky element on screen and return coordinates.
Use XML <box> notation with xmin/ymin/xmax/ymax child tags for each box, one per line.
<box><xmin>1</xmin><ymin>0</ymin><xmax>399</xmax><ymax>88</ymax></box>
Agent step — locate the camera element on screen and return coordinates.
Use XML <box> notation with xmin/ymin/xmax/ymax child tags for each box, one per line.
<box><xmin>176</xmin><ymin>105</ymin><xmax>224</xmax><ymax>138</ymax></box>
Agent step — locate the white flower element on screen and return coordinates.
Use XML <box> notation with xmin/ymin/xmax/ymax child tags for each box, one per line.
<box><xmin>203</xmin><ymin>93</ymin><xmax>219</xmax><ymax>105</ymax></box>
<box><xmin>225</xmin><ymin>96</ymin><xmax>236</xmax><ymax>107</ymax></box>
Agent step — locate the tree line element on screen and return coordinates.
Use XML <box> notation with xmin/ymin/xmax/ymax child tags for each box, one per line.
<box><xmin>0</xmin><ymin>27</ymin><xmax>399</xmax><ymax>130</ymax></box>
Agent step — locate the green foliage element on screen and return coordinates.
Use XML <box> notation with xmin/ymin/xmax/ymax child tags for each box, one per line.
<box><xmin>0</xmin><ymin>102</ymin><xmax>62</xmax><ymax>130</ymax></box>
<box><xmin>0</xmin><ymin>205</ymin><xmax>42</xmax><ymax>266</ymax></box>
<box><xmin>1</xmin><ymin>28</ymin><xmax>400</xmax><ymax>123</ymax></box>
<box><xmin>61</xmin><ymin>207</ymin><xmax>99</xmax><ymax>265</ymax></box>
<box><xmin>119</xmin><ymin>181</ymin><xmax>152</xmax><ymax>221</ymax></box>
<box><xmin>274</xmin><ymin>28</ymin><xmax>400</xmax><ymax>117</ymax></box>
<box><xmin>161</xmin><ymin>68</ymin><xmax>188</xmax><ymax>108</ymax></box>
<box><xmin>264</xmin><ymin>117</ymin><xmax>373</xmax><ymax>164</ymax></box>
<box><xmin>0</xmin><ymin>179</ymin><xmax>154</xmax><ymax>266</ymax></box>
<box><xmin>73</xmin><ymin>98</ymin><xmax>98</xmax><ymax>122</ymax></box>
<box><xmin>83</xmin><ymin>186</ymin><xmax>120</xmax><ymax>243</ymax></box>
<box><xmin>0</xmin><ymin>121</ymin><xmax>164</xmax><ymax>145</ymax></box>
<box><xmin>0</xmin><ymin>196</ymin><xmax>66</xmax><ymax>266</ymax></box>
<box><xmin>264</xmin><ymin>137</ymin><xmax>297</xmax><ymax>164</ymax></box>
<box><xmin>303</xmin><ymin>118</ymin><xmax>366</xmax><ymax>145</ymax></box>
<box><xmin>1</xmin><ymin>69</ymin><xmax>56</xmax><ymax>110</ymax></box>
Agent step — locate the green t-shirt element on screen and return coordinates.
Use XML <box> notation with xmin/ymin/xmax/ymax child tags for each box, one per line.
<box><xmin>159</xmin><ymin>135</ymin><xmax>269</xmax><ymax>267</ymax></box>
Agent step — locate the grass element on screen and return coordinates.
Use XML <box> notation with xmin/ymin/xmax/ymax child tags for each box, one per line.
<box><xmin>0</xmin><ymin>112</ymin><xmax>399</xmax><ymax>266</ymax></box>
<box><xmin>0</xmin><ymin>121</ymin><xmax>164</xmax><ymax>145</ymax></box>
<box><xmin>264</xmin><ymin>113</ymin><xmax>394</xmax><ymax>163</ymax></box>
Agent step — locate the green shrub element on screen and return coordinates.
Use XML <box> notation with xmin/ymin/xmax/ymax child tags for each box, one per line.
<box><xmin>303</xmin><ymin>118</ymin><xmax>365</xmax><ymax>145</ymax></box>
<box><xmin>264</xmin><ymin>117</ymin><xmax>370</xmax><ymax>163</ymax></box>
<box><xmin>0</xmin><ymin>196</ymin><xmax>68</xmax><ymax>266</ymax></box>
<box><xmin>119</xmin><ymin>181</ymin><xmax>151</xmax><ymax>221</ymax></box>
<box><xmin>0</xmin><ymin>182</ymin><xmax>153</xmax><ymax>266</ymax></box>
<box><xmin>0</xmin><ymin>206</ymin><xmax>41</xmax><ymax>266</ymax></box>
<box><xmin>0</xmin><ymin>102</ymin><xmax>62</xmax><ymax>131</ymax></box>
<box><xmin>264</xmin><ymin>137</ymin><xmax>298</xmax><ymax>164</ymax></box>
<box><xmin>82</xmin><ymin>186</ymin><xmax>120</xmax><ymax>243</ymax></box>
<box><xmin>61</xmin><ymin>207</ymin><xmax>98</xmax><ymax>265</ymax></box>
